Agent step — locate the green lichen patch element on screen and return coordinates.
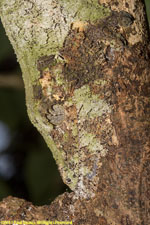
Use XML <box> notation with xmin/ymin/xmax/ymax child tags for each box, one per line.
<box><xmin>60</xmin><ymin>0</ymin><xmax>110</xmax><ymax>23</ymax></box>
<box><xmin>73</xmin><ymin>85</ymin><xmax>111</xmax><ymax>119</ymax></box>
<box><xmin>37</xmin><ymin>78</ymin><xmax>113</xmax><ymax>196</ymax></box>
<box><xmin>79</xmin><ymin>131</ymin><xmax>108</xmax><ymax>156</ymax></box>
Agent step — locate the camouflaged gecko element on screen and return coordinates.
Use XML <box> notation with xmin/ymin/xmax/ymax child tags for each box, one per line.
<box><xmin>34</xmin><ymin>10</ymin><xmax>134</xmax><ymax>199</ymax></box>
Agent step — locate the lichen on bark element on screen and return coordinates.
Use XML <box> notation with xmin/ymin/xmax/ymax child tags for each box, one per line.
<box><xmin>31</xmin><ymin>7</ymin><xmax>136</xmax><ymax>197</ymax></box>
<box><xmin>0</xmin><ymin>0</ymin><xmax>114</xmax><ymax>199</ymax></box>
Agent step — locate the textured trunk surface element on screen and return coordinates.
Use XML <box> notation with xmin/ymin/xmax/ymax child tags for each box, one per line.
<box><xmin>0</xmin><ymin>0</ymin><xmax>150</xmax><ymax>224</ymax></box>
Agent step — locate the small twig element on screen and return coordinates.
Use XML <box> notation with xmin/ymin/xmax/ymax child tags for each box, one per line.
<box><xmin>0</xmin><ymin>73</ymin><xmax>24</xmax><ymax>89</ymax></box>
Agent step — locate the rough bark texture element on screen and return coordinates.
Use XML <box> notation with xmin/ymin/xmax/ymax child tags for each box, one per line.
<box><xmin>0</xmin><ymin>0</ymin><xmax>150</xmax><ymax>224</ymax></box>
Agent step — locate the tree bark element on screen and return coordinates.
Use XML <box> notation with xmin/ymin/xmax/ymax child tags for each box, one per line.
<box><xmin>0</xmin><ymin>0</ymin><xmax>150</xmax><ymax>224</ymax></box>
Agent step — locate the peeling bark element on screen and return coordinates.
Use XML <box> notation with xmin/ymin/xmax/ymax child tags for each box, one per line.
<box><xmin>0</xmin><ymin>0</ymin><xmax>150</xmax><ymax>224</ymax></box>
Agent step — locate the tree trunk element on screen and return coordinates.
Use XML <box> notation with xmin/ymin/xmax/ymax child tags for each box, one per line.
<box><xmin>0</xmin><ymin>0</ymin><xmax>150</xmax><ymax>224</ymax></box>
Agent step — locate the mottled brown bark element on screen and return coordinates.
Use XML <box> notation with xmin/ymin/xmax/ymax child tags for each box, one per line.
<box><xmin>0</xmin><ymin>0</ymin><xmax>150</xmax><ymax>224</ymax></box>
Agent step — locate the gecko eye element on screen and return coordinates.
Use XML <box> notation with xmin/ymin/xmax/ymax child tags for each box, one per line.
<box><xmin>66</xmin><ymin>178</ymin><xmax>71</xmax><ymax>183</ymax></box>
<box><xmin>119</xmin><ymin>11</ymin><xmax>135</xmax><ymax>27</ymax></box>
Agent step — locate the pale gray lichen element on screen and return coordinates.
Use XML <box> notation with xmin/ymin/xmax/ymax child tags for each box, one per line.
<box><xmin>61</xmin><ymin>84</ymin><xmax>112</xmax><ymax>198</ymax></box>
<box><xmin>79</xmin><ymin>131</ymin><xmax>108</xmax><ymax>156</ymax></box>
<box><xmin>73</xmin><ymin>85</ymin><xmax>111</xmax><ymax>119</ymax></box>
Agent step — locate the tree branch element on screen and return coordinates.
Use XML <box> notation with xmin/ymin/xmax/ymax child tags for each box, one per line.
<box><xmin>0</xmin><ymin>0</ymin><xmax>150</xmax><ymax>224</ymax></box>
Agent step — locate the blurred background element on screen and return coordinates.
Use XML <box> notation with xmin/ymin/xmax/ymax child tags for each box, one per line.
<box><xmin>0</xmin><ymin>1</ymin><xmax>150</xmax><ymax>206</ymax></box>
